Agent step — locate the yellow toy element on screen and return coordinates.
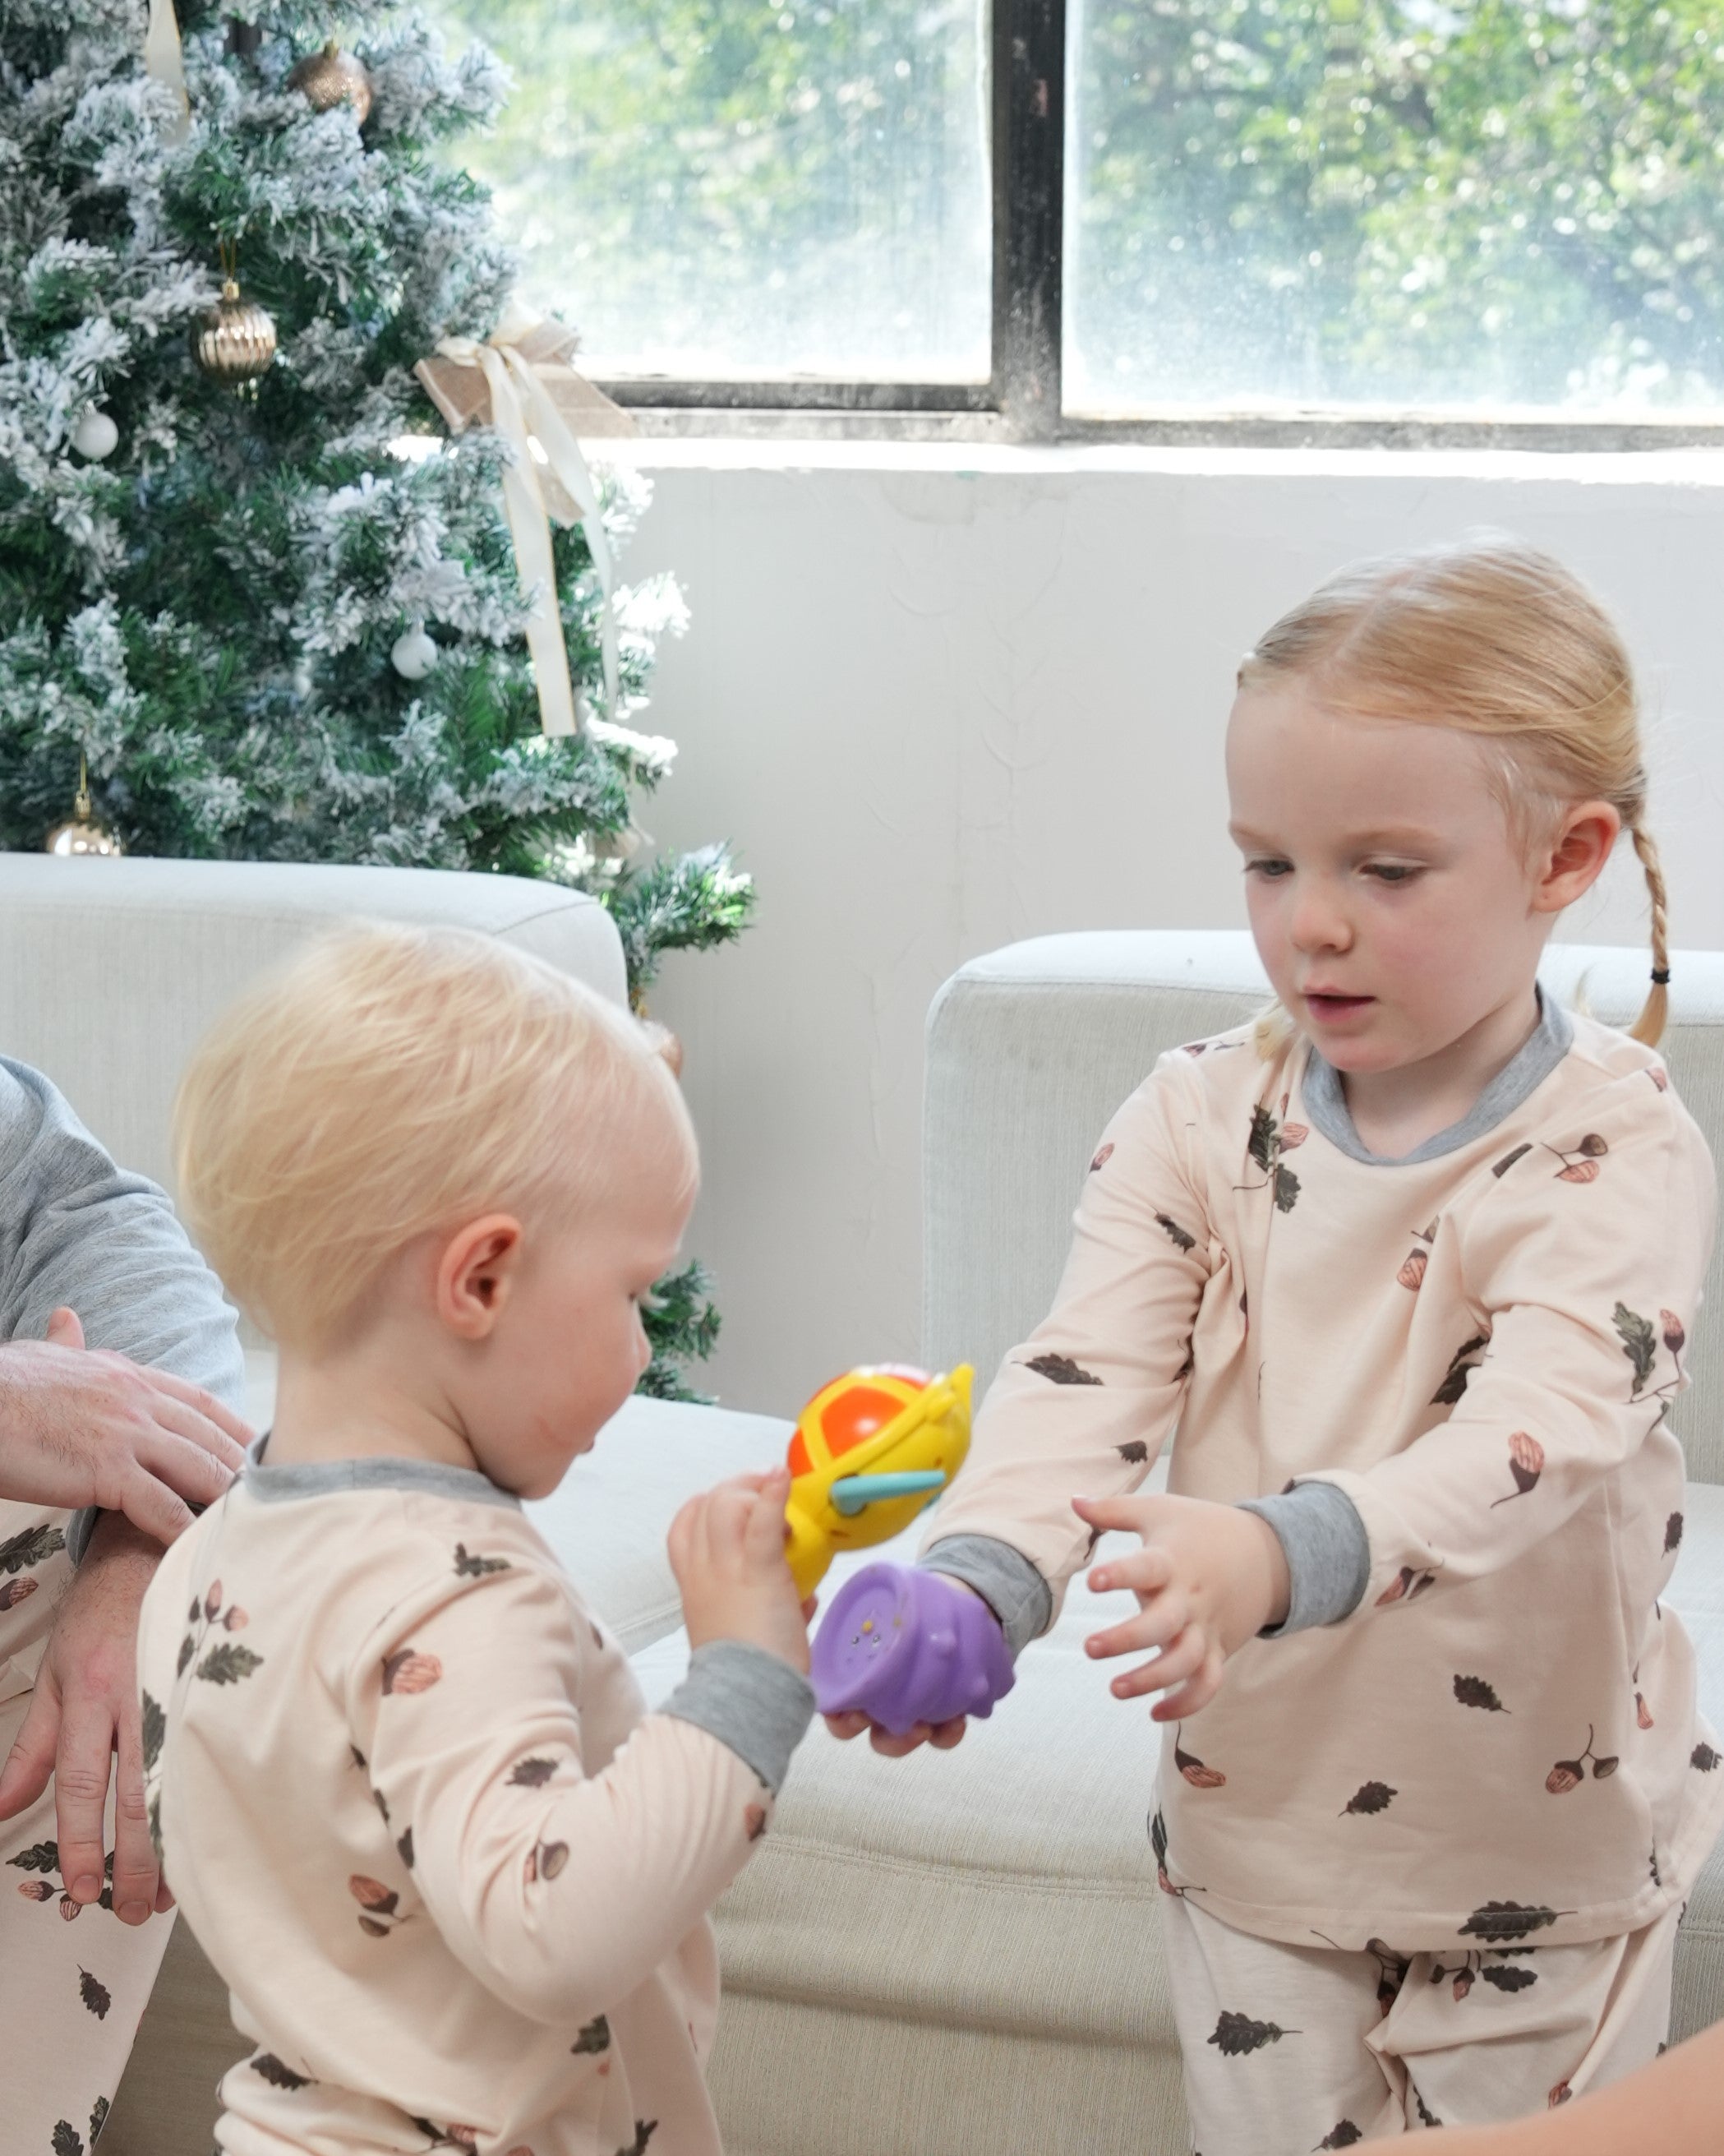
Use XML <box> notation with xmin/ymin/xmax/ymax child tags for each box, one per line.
<box><xmin>782</xmin><ymin>1363</ymin><xmax>974</xmax><ymax>1599</ymax></box>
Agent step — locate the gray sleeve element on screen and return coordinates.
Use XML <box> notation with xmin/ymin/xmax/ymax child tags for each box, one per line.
<box><xmin>660</xmin><ymin>1640</ymin><xmax>815</xmax><ymax>1795</ymax></box>
<box><xmin>921</xmin><ymin>1534</ymin><xmax>1051</xmax><ymax>1659</ymax></box>
<box><xmin>1238</xmin><ymin>1481</ymin><xmax>1371</xmax><ymax>1635</ymax></box>
<box><xmin>0</xmin><ymin>1060</ymin><xmax>246</xmax><ymax>1563</ymax></box>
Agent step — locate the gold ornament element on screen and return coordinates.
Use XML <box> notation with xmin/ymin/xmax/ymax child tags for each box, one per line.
<box><xmin>192</xmin><ymin>247</ymin><xmax>277</xmax><ymax>385</ymax></box>
<box><xmin>287</xmin><ymin>39</ymin><xmax>373</xmax><ymax>123</ymax></box>
<box><xmin>45</xmin><ymin>758</ymin><xmax>120</xmax><ymax>858</ymax></box>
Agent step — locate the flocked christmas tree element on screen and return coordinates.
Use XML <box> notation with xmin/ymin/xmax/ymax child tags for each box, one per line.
<box><xmin>0</xmin><ymin>0</ymin><xmax>750</xmax><ymax>1394</ymax></box>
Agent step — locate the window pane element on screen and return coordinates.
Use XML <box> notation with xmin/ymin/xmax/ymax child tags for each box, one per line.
<box><xmin>1067</xmin><ymin>0</ymin><xmax>1724</xmax><ymax>416</ymax></box>
<box><xmin>425</xmin><ymin>0</ymin><xmax>992</xmax><ymax>381</ymax></box>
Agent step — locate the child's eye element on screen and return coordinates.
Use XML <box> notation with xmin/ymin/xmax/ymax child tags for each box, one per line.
<box><xmin>1244</xmin><ymin>857</ymin><xmax>1292</xmax><ymax>879</ymax></box>
<box><xmin>1365</xmin><ymin>863</ymin><xmax>1422</xmax><ymax>884</ymax></box>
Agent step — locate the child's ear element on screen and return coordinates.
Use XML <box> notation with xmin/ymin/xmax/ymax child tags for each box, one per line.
<box><xmin>435</xmin><ymin>1216</ymin><xmax>524</xmax><ymax>1340</ymax></box>
<box><xmin>1533</xmin><ymin>801</ymin><xmax>1621</xmax><ymax>914</ymax></box>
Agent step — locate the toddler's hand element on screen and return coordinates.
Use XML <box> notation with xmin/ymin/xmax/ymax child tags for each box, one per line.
<box><xmin>1074</xmin><ymin>1492</ymin><xmax>1290</xmax><ymax>1722</ymax></box>
<box><xmin>669</xmin><ymin>1466</ymin><xmax>811</xmax><ymax>1675</ymax></box>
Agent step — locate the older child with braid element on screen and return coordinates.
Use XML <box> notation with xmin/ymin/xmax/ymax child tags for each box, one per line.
<box><xmin>834</xmin><ymin>537</ymin><xmax>1723</xmax><ymax>2146</ymax></box>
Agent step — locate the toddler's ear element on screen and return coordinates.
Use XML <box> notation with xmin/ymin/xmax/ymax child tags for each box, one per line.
<box><xmin>436</xmin><ymin>1215</ymin><xmax>524</xmax><ymax>1340</ymax></box>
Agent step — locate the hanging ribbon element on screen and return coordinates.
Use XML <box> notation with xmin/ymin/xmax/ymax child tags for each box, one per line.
<box><xmin>415</xmin><ymin>302</ymin><xmax>634</xmax><ymax>738</ymax></box>
<box><xmin>143</xmin><ymin>0</ymin><xmax>191</xmax><ymax>141</ymax></box>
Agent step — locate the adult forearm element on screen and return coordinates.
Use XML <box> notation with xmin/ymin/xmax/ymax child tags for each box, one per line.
<box><xmin>1445</xmin><ymin>2020</ymin><xmax>1724</xmax><ymax>2156</ymax></box>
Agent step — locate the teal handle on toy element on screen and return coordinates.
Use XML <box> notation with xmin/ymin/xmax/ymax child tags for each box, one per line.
<box><xmin>828</xmin><ymin>1470</ymin><xmax>947</xmax><ymax>1517</ymax></box>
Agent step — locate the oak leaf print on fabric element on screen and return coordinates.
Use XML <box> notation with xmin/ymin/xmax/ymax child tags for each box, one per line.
<box><xmin>453</xmin><ymin>1544</ymin><xmax>509</xmax><ymax>1578</ymax></box>
<box><xmin>1692</xmin><ymin>1743</ymin><xmax>1720</xmax><ymax>1772</ymax></box>
<box><xmin>1454</xmin><ymin>1674</ymin><xmax>1510</xmax><ymax>1714</ymax></box>
<box><xmin>1022</xmin><ymin>1352</ymin><xmax>1102</xmax><ymax>1387</ymax></box>
<box><xmin>1341</xmin><ymin>1781</ymin><xmax>1396</xmax><ymax>1817</ymax></box>
<box><xmin>1666</xmin><ymin>1512</ymin><xmax>1685</xmax><ymax>1554</ymax></box>
<box><xmin>382</xmin><ymin>1649</ymin><xmax>443</xmax><ymax>1696</ymax></box>
<box><xmin>1155</xmin><ymin>1212</ymin><xmax>1197</xmax><ymax>1253</ymax></box>
<box><xmin>1316</xmin><ymin>2127</ymin><xmax>1362</xmax><ymax>2149</ymax></box>
<box><xmin>52</xmin><ymin>2122</ymin><xmax>83</xmax><ymax>2156</ymax></box>
<box><xmin>572</xmin><ymin>2015</ymin><xmax>611</xmax><ymax>2056</ymax></box>
<box><xmin>1174</xmin><ymin>1730</ymin><xmax>1226</xmax><ymax>1789</ymax></box>
<box><xmin>1614</xmin><ymin>1304</ymin><xmax>1657</xmax><ymax>1397</ymax></box>
<box><xmin>1481</xmin><ymin>1964</ymin><xmax>1537</xmax><ymax>1993</ymax></box>
<box><xmin>89</xmin><ymin>2098</ymin><xmax>108</xmax><ymax>2145</ymax></box>
<box><xmin>1116</xmin><ymin>1441</ymin><xmax>1150</xmax><ymax>1465</ymax></box>
<box><xmin>1459</xmin><ymin>1901</ymin><xmax>1566</xmax><ymax>1942</ymax></box>
<box><xmin>616</xmin><ymin>2124</ymin><xmax>658</xmax><ymax>2156</ymax></box>
<box><xmin>0</xmin><ymin>1522</ymin><xmax>63</xmax><ymax>1576</ymax></box>
<box><xmin>1432</xmin><ymin>1334</ymin><xmax>1491</xmax><ymax>1407</ymax></box>
<box><xmin>251</xmin><ymin>2052</ymin><xmax>313</xmax><ymax>2089</ymax></box>
<box><xmin>77</xmin><ymin>1968</ymin><xmax>110</xmax><ymax>2019</ymax></box>
<box><xmin>1208</xmin><ymin>2011</ymin><xmax>1299</xmax><ymax>2056</ymax></box>
<box><xmin>509</xmin><ymin>1757</ymin><xmax>560</xmax><ymax>1788</ymax></box>
<box><xmin>197</xmin><ymin>1641</ymin><xmax>262</xmax><ymax>1684</ymax></box>
<box><xmin>1238</xmin><ymin>1105</ymin><xmax>1302</xmax><ymax>1212</ymax></box>
<box><xmin>1491</xmin><ymin>1432</ymin><xmax>1545</xmax><ymax>1508</ymax></box>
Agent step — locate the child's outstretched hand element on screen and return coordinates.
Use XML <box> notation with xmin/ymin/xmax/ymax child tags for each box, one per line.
<box><xmin>669</xmin><ymin>1466</ymin><xmax>813</xmax><ymax>1676</ymax></box>
<box><xmin>1074</xmin><ymin>1492</ymin><xmax>1291</xmax><ymax>1721</ymax></box>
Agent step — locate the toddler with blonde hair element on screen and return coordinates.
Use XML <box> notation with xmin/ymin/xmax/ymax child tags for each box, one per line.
<box><xmin>837</xmin><ymin>535</ymin><xmax>1724</xmax><ymax>2147</ymax></box>
<box><xmin>137</xmin><ymin>925</ymin><xmax>813</xmax><ymax>2156</ymax></box>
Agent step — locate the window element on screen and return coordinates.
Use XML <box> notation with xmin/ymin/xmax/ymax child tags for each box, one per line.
<box><xmin>427</xmin><ymin>0</ymin><xmax>1724</xmax><ymax>443</ymax></box>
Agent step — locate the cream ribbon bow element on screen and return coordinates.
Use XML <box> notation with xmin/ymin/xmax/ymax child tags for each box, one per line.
<box><xmin>416</xmin><ymin>301</ymin><xmax>632</xmax><ymax>738</ymax></box>
<box><xmin>144</xmin><ymin>0</ymin><xmax>191</xmax><ymax>142</ymax></box>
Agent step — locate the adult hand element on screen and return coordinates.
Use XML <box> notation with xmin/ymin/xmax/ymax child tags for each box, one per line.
<box><xmin>0</xmin><ymin>1308</ymin><xmax>248</xmax><ymax>1543</ymax></box>
<box><xmin>0</xmin><ymin>1512</ymin><xmax>169</xmax><ymax>1922</ymax></box>
<box><xmin>1074</xmin><ymin>1490</ymin><xmax>1291</xmax><ymax>1721</ymax></box>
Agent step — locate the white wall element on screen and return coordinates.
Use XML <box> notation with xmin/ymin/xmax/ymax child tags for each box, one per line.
<box><xmin>611</xmin><ymin>442</ymin><xmax>1724</xmax><ymax>1416</ymax></box>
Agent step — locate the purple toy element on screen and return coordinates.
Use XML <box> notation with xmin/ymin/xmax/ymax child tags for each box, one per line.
<box><xmin>811</xmin><ymin>1563</ymin><xmax>1015</xmax><ymax>1737</ymax></box>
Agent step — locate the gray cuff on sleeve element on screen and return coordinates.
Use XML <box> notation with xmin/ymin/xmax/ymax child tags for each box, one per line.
<box><xmin>65</xmin><ymin>1506</ymin><xmax>99</xmax><ymax>1567</ymax></box>
<box><xmin>920</xmin><ymin>1535</ymin><xmax>1052</xmax><ymax>1659</ymax></box>
<box><xmin>661</xmin><ymin>1640</ymin><xmax>815</xmax><ymax>1795</ymax></box>
<box><xmin>1238</xmin><ymin>1482</ymin><xmax>1371</xmax><ymax>1636</ymax></box>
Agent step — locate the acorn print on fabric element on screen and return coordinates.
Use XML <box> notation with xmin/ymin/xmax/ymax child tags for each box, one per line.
<box><xmin>1637</xmin><ymin>1692</ymin><xmax>1655</xmax><ymax>1730</ymax></box>
<box><xmin>176</xmin><ymin>1582</ymin><xmax>260</xmax><ymax>1684</ymax></box>
<box><xmin>524</xmin><ymin>1840</ymin><xmax>570</xmax><ymax>1884</ymax></box>
<box><xmin>348</xmin><ymin>1875</ymin><xmax>412</xmax><ymax>1938</ymax></box>
<box><xmin>1454</xmin><ymin>1674</ymin><xmax>1510</xmax><ymax>1714</ymax></box>
<box><xmin>1174</xmin><ymin>1729</ymin><xmax>1226</xmax><ymax>1788</ymax></box>
<box><xmin>1491</xmin><ymin>1432</ymin><xmax>1545</xmax><ymax>1508</ymax></box>
<box><xmin>381</xmin><ymin>1648</ymin><xmax>443</xmax><ymax>1696</ymax></box>
<box><xmin>0</xmin><ymin>1576</ymin><xmax>39</xmax><ymax>1610</ymax></box>
<box><xmin>1648</xmin><ymin>1066</ymin><xmax>1669</xmax><ymax>1092</ymax></box>
<box><xmin>1207</xmin><ymin>2011</ymin><xmax>1299</xmax><ymax>2056</ymax></box>
<box><xmin>1545</xmin><ymin>1133</ymin><xmax>1608</xmax><ymax>1181</ymax></box>
<box><xmin>1546</xmin><ymin>1726</ymin><xmax>1617</xmax><ymax>1794</ymax></box>
<box><xmin>1022</xmin><ymin>1352</ymin><xmax>1103</xmax><ymax>1387</ymax></box>
<box><xmin>1376</xmin><ymin>1567</ymin><xmax>1436</xmax><ymax>1606</ymax></box>
<box><xmin>9</xmin><ymin>1843</ymin><xmax>120</xmax><ymax>1917</ymax></box>
<box><xmin>1398</xmin><ymin>1220</ymin><xmax>1439</xmax><ymax>1290</ymax></box>
<box><xmin>1340</xmin><ymin>1781</ymin><xmax>1397</xmax><ymax>1817</ymax></box>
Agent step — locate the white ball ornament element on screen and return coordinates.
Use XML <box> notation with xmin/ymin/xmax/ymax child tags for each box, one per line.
<box><xmin>390</xmin><ymin>626</ymin><xmax>438</xmax><ymax>681</ymax></box>
<box><xmin>72</xmin><ymin>409</ymin><xmax>118</xmax><ymax>460</ymax></box>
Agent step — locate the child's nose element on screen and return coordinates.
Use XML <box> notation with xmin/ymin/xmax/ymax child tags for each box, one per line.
<box><xmin>1288</xmin><ymin>879</ymin><xmax>1353</xmax><ymax>956</ymax></box>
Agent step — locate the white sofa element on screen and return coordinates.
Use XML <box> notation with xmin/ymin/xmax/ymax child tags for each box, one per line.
<box><xmin>16</xmin><ymin>864</ymin><xmax>1713</xmax><ymax>2156</ymax></box>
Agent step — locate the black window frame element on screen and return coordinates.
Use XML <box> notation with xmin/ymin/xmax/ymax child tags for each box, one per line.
<box><xmin>596</xmin><ymin>0</ymin><xmax>1724</xmax><ymax>452</ymax></box>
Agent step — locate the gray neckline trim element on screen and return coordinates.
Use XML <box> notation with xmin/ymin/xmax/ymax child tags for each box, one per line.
<box><xmin>240</xmin><ymin>1431</ymin><xmax>520</xmax><ymax>1509</ymax></box>
<box><xmin>1302</xmin><ymin>990</ymin><xmax>1574</xmax><ymax>1167</ymax></box>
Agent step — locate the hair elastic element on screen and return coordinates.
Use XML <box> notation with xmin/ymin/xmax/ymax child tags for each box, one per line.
<box><xmin>1652</xmin><ymin>968</ymin><xmax>1671</xmax><ymax>986</ymax></box>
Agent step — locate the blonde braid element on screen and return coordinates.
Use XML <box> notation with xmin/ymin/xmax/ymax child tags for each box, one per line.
<box><xmin>1628</xmin><ymin>820</ymin><xmax>1671</xmax><ymax>1047</ymax></box>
